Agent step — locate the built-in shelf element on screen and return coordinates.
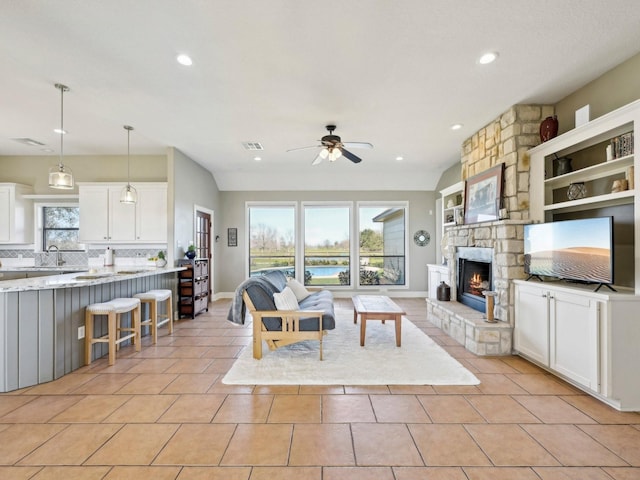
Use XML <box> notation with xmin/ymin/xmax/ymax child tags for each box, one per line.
<box><xmin>545</xmin><ymin>154</ymin><xmax>634</xmax><ymax>189</ymax></box>
<box><xmin>543</xmin><ymin>189</ymin><xmax>634</xmax><ymax>213</ymax></box>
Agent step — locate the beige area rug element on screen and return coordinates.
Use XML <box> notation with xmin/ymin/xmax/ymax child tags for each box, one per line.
<box><xmin>222</xmin><ymin>314</ymin><xmax>480</xmax><ymax>386</ymax></box>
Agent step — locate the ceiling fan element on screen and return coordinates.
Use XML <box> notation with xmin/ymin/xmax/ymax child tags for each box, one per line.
<box><xmin>287</xmin><ymin>125</ymin><xmax>373</xmax><ymax>165</ymax></box>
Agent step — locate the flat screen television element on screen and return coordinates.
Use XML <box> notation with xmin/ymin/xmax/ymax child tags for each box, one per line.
<box><xmin>524</xmin><ymin>217</ymin><xmax>614</xmax><ymax>290</ymax></box>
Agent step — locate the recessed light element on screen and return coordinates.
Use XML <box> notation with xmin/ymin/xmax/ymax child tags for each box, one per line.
<box><xmin>451</xmin><ymin>123</ymin><xmax>463</xmax><ymax>131</ymax></box>
<box><xmin>478</xmin><ymin>51</ymin><xmax>498</xmax><ymax>65</ymax></box>
<box><xmin>176</xmin><ymin>54</ymin><xmax>193</xmax><ymax>66</ymax></box>
<box><xmin>53</xmin><ymin>128</ymin><xmax>67</xmax><ymax>134</ymax></box>
<box><xmin>395</xmin><ymin>156</ymin><xmax>404</xmax><ymax>161</ymax></box>
<box><xmin>254</xmin><ymin>156</ymin><xmax>262</xmax><ymax>161</ymax></box>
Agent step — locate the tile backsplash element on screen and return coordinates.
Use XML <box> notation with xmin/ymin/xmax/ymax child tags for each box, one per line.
<box><xmin>0</xmin><ymin>248</ymin><xmax>165</xmax><ymax>267</ymax></box>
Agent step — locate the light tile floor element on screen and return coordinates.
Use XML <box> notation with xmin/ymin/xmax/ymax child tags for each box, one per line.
<box><xmin>1</xmin><ymin>298</ymin><xmax>639</xmax><ymax>479</ymax></box>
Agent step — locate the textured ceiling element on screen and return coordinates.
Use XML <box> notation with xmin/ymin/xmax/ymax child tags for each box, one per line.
<box><xmin>1</xmin><ymin>1</ymin><xmax>640</xmax><ymax>191</ymax></box>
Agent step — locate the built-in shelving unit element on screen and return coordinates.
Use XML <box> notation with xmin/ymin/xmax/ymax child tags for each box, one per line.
<box><xmin>528</xmin><ymin>99</ymin><xmax>639</xmax><ymax>293</ymax></box>
<box><xmin>440</xmin><ymin>181</ymin><xmax>464</xmax><ymax>228</ymax></box>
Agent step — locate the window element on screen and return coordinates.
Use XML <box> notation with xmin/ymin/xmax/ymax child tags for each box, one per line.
<box><xmin>303</xmin><ymin>205</ymin><xmax>350</xmax><ymax>286</ymax></box>
<box><xmin>358</xmin><ymin>205</ymin><xmax>406</xmax><ymax>286</ymax></box>
<box><xmin>248</xmin><ymin>204</ymin><xmax>296</xmax><ymax>277</ymax></box>
<box><xmin>246</xmin><ymin>201</ymin><xmax>408</xmax><ymax>287</ymax></box>
<box><xmin>42</xmin><ymin>206</ymin><xmax>82</xmax><ymax>251</ymax></box>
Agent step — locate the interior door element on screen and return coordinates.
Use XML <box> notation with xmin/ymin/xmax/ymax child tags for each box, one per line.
<box><xmin>195</xmin><ymin>209</ymin><xmax>212</xmax><ymax>296</ymax></box>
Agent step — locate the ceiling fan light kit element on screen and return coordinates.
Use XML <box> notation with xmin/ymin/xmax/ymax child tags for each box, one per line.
<box><xmin>289</xmin><ymin>124</ymin><xmax>373</xmax><ymax>166</ymax></box>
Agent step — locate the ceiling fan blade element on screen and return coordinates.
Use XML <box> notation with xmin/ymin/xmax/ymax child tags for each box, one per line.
<box><xmin>311</xmin><ymin>152</ymin><xmax>325</xmax><ymax>166</ymax></box>
<box><xmin>341</xmin><ymin>148</ymin><xmax>362</xmax><ymax>163</ymax></box>
<box><xmin>343</xmin><ymin>142</ymin><xmax>373</xmax><ymax>149</ymax></box>
<box><xmin>286</xmin><ymin>145</ymin><xmax>321</xmax><ymax>152</ymax></box>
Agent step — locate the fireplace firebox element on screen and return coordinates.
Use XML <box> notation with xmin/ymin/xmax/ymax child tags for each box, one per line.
<box><xmin>456</xmin><ymin>248</ymin><xmax>493</xmax><ymax>313</ymax></box>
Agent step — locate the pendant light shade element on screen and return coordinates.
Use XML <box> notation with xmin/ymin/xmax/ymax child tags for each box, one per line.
<box><xmin>120</xmin><ymin>125</ymin><xmax>137</xmax><ymax>204</ymax></box>
<box><xmin>49</xmin><ymin>83</ymin><xmax>74</xmax><ymax>189</ymax></box>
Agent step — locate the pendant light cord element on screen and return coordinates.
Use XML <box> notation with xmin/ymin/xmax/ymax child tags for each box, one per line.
<box><xmin>55</xmin><ymin>83</ymin><xmax>69</xmax><ymax>169</ymax></box>
<box><xmin>124</xmin><ymin>125</ymin><xmax>134</xmax><ymax>187</ymax></box>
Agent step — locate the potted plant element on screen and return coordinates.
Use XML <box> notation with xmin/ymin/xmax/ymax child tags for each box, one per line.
<box><xmin>185</xmin><ymin>243</ymin><xmax>197</xmax><ymax>259</ymax></box>
<box><xmin>156</xmin><ymin>250</ymin><xmax>167</xmax><ymax>267</ymax></box>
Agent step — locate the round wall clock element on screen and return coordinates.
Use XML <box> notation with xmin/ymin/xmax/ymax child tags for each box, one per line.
<box><xmin>567</xmin><ymin>182</ymin><xmax>587</xmax><ymax>200</ymax></box>
<box><xmin>413</xmin><ymin>230</ymin><xmax>430</xmax><ymax>246</ymax></box>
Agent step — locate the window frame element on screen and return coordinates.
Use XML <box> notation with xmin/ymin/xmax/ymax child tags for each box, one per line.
<box><xmin>246</xmin><ymin>201</ymin><xmax>297</xmax><ymax>278</ymax></box>
<box><xmin>35</xmin><ymin>202</ymin><xmax>84</xmax><ymax>252</ymax></box>
<box><xmin>244</xmin><ymin>200</ymin><xmax>410</xmax><ymax>290</ymax></box>
<box><xmin>301</xmin><ymin>201</ymin><xmax>353</xmax><ymax>288</ymax></box>
<box><xmin>356</xmin><ymin>201</ymin><xmax>409</xmax><ymax>289</ymax></box>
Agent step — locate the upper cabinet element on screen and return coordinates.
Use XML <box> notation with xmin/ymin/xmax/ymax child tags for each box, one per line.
<box><xmin>0</xmin><ymin>183</ymin><xmax>34</xmax><ymax>244</ymax></box>
<box><xmin>529</xmin><ymin>100</ymin><xmax>638</xmax><ymax>221</ymax></box>
<box><xmin>78</xmin><ymin>183</ymin><xmax>167</xmax><ymax>243</ymax></box>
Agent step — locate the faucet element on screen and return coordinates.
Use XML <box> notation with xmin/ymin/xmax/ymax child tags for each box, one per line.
<box><xmin>47</xmin><ymin>245</ymin><xmax>64</xmax><ymax>267</ymax></box>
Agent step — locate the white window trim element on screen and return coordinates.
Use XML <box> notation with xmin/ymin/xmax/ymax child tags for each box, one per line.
<box><xmin>356</xmin><ymin>200</ymin><xmax>410</xmax><ymax>290</ymax></box>
<box><xmin>245</xmin><ymin>201</ymin><xmax>297</xmax><ymax>278</ymax></box>
<box><xmin>34</xmin><ymin>201</ymin><xmax>84</xmax><ymax>253</ymax></box>
<box><xmin>301</xmin><ymin>201</ymin><xmax>353</xmax><ymax>288</ymax></box>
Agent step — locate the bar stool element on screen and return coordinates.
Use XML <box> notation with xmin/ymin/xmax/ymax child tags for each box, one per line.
<box><xmin>134</xmin><ymin>289</ymin><xmax>173</xmax><ymax>344</ymax></box>
<box><xmin>85</xmin><ymin>298</ymin><xmax>141</xmax><ymax>366</ymax></box>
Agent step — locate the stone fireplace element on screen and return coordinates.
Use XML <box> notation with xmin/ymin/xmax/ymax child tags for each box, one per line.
<box><xmin>426</xmin><ymin>104</ymin><xmax>552</xmax><ymax>355</ymax></box>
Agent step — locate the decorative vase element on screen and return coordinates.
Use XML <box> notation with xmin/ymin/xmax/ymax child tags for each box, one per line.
<box><xmin>436</xmin><ymin>281</ymin><xmax>451</xmax><ymax>301</ymax></box>
<box><xmin>553</xmin><ymin>156</ymin><xmax>572</xmax><ymax>176</ymax></box>
<box><xmin>155</xmin><ymin>258</ymin><xmax>167</xmax><ymax>268</ymax></box>
<box><xmin>185</xmin><ymin>250</ymin><xmax>196</xmax><ymax>259</ymax></box>
<box><xmin>540</xmin><ymin>115</ymin><xmax>559</xmax><ymax>142</ymax></box>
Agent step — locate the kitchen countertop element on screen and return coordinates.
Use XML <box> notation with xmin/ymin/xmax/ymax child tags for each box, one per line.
<box><xmin>0</xmin><ymin>265</ymin><xmax>185</xmax><ymax>293</ymax></box>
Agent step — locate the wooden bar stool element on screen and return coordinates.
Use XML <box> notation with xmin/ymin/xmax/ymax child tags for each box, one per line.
<box><xmin>85</xmin><ymin>298</ymin><xmax>141</xmax><ymax>366</ymax></box>
<box><xmin>134</xmin><ymin>289</ymin><xmax>173</xmax><ymax>344</ymax></box>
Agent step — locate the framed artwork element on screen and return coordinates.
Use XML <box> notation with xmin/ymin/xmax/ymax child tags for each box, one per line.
<box><xmin>227</xmin><ymin>227</ymin><xmax>238</xmax><ymax>247</ymax></box>
<box><xmin>464</xmin><ymin>164</ymin><xmax>504</xmax><ymax>224</ymax></box>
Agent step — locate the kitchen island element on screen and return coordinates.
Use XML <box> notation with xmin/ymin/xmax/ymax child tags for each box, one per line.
<box><xmin>0</xmin><ymin>266</ymin><xmax>185</xmax><ymax>392</ymax></box>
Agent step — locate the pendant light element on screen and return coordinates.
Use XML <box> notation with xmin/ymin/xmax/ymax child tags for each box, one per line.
<box><xmin>48</xmin><ymin>83</ymin><xmax>74</xmax><ymax>189</ymax></box>
<box><xmin>120</xmin><ymin>125</ymin><xmax>137</xmax><ymax>204</ymax></box>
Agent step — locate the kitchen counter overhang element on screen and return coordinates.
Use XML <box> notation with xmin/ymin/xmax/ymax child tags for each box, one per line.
<box><xmin>0</xmin><ymin>266</ymin><xmax>187</xmax><ymax>392</ymax></box>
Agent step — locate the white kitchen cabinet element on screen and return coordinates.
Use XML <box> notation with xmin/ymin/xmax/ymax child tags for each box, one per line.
<box><xmin>427</xmin><ymin>264</ymin><xmax>449</xmax><ymax>300</ymax></box>
<box><xmin>135</xmin><ymin>184</ymin><xmax>167</xmax><ymax>242</ymax></box>
<box><xmin>514</xmin><ymin>280</ymin><xmax>640</xmax><ymax>411</ymax></box>
<box><xmin>79</xmin><ymin>183</ymin><xmax>166</xmax><ymax>243</ymax></box>
<box><xmin>0</xmin><ymin>183</ymin><xmax>34</xmax><ymax>244</ymax></box>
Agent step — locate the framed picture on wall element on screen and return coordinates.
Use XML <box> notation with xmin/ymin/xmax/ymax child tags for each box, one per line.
<box><xmin>228</xmin><ymin>228</ymin><xmax>238</xmax><ymax>247</ymax></box>
<box><xmin>464</xmin><ymin>164</ymin><xmax>504</xmax><ymax>224</ymax></box>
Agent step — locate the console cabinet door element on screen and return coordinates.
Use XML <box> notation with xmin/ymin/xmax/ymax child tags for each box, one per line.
<box><xmin>550</xmin><ymin>290</ymin><xmax>600</xmax><ymax>391</ymax></box>
<box><xmin>514</xmin><ymin>283</ymin><xmax>549</xmax><ymax>366</ymax></box>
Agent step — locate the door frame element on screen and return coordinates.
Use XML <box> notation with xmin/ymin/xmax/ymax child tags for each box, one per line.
<box><xmin>194</xmin><ymin>204</ymin><xmax>214</xmax><ymax>295</ymax></box>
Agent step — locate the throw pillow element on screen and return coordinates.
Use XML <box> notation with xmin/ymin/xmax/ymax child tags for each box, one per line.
<box><xmin>273</xmin><ymin>286</ymin><xmax>300</xmax><ymax>311</ymax></box>
<box><xmin>287</xmin><ymin>277</ymin><xmax>310</xmax><ymax>301</ymax></box>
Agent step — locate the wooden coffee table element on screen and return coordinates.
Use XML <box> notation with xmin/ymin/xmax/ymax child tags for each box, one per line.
<box><xmin>352</xmin><ymin>295</ymin><xmax>406</xmax><ymax>347</ymax></box>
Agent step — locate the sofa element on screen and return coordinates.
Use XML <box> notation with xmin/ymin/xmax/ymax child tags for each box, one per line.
<box><xmin>227</xmin><ymin>270</ymin><xmax>336</xmax><ymax>360</ymax></box>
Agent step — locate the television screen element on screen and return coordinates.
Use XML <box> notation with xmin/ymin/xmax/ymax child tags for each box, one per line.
<box><xmin>524</xmin><ymin>217</ymin><xmax>613</xmax><ymax>285</ymax></box>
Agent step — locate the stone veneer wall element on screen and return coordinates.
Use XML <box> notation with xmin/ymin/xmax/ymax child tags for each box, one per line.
<box><xmin>461</xmin><ymin>104</ymin><xmax>554</xmax><ymax>220</ymax></box>
<box><xmin>442</xmin><ymin>220</ymin><xmax>527</xmax><ymax>327</ymax></box>
<box><xmin>441</xmin><ymin>104</ymin><xmax>553</xmax><ymax>328</ymax></box>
